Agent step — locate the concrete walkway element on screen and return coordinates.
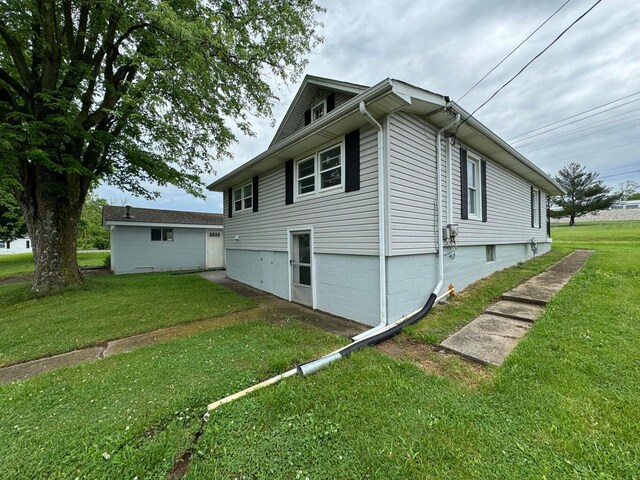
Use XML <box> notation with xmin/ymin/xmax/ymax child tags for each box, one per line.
<box><xmin>440</xmin><ymin>249</ymin><xmax>593</xmax><ymax>366</ymax></box>
<box><xmin>0</xmin><ymin>272</ymin><xmax>365</xmax><ymax>385</ymax></box>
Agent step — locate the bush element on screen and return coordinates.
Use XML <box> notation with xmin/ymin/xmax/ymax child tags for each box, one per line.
<box><xmin>103</xmin><ymin>254</ymin><xmax>111</xmax><ymax>268</ymax></box>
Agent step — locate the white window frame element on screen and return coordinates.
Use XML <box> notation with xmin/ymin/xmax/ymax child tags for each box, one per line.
<box><xmin>467</xmin><ymin>154</ymin><xmax>482</xmax><ymax>221</ymax></box>
<box><xmin>532</xmin><ymin>188</ymin><xmax>540</xmax><ymax>228</ymax></box>
<box><xmin>233</xmin><ymin>181</ymin><xmax>253</xmax><ymax>213</ymax></box>
<box><xmin>151</xmin><ymin>228</ymin><xmax>174</xmax><ymax>242</ymax></box>
<box><xmin>294</xmin><ymin>141</ymin><xmax>344</xmax><ymax>201</ymax></box>
<box><xmin>486</xmin><ymin>245</ymin><xmax>496</xmax><ymax>263</ymax></box>
<box><xmin>310</xmin><ymin>99</ymin><xmax>326</xmax><ymax>123</ymax></box>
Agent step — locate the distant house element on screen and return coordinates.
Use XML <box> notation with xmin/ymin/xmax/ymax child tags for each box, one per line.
<box><xmin>208</xmin><ymin>75</ymin><xmax>564</xmax><ymax>327</ymax></box>
<box><xmin>0</xmin><ymin>236</ymin><xmax>31</xmax><ymax>255</ymax></box>
<box><xmin>102</xmin><ymin>206</ymin><xmax>224</xmax><ymax>274</ymax></box>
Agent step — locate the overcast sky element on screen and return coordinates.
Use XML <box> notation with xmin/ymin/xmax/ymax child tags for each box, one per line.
<box><xmin>97</xmin><ymin>0</ymin><xmax>640</xmax><ymax>212</ymax></box>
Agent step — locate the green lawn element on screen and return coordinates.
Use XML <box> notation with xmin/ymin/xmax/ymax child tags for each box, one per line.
<box><xmin>0</xmin><ymin>251</ymin><xmax>109</xmax><ymax>279</ymax></box>
<box><xmin>1</xmin><ymin>223</ymin><xmax>638</xmax><ymax>479</ymax></box>
<box><xmin>0</xmin><ymin>273</ymin><xmax>255</xmax><ymax>366</ymax></box>
<box><xmin>552</xmin><ymin>219</ymin><xmax>640</xmax><ymax>245</ymax></box>
<box><xmin>0</xmin><ymin>319</ymin><xmax>345</xmax><ymax>479</ymax></box>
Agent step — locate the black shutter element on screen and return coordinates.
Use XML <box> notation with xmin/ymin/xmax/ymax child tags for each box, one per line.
<box><xmin>481</xmin><ymin>159</ymin><xmax>487</xmax><ymax>223</ymax></box>
<box><xmin>285</xmin><ymin>160</ymin><xmax>294</xmax><ymax>204</ymax></box>
<box><xmin>326</xmin><ymin>93</ymin><xmax>336</xmax><ymax>112</ymax></box>
<box><xmin>345</xmin><ymin>129</ymin><xmax>361</xmax><ymax>192</ymax></box>
<box><xmin>460</xmin><ymin>148</ymin><xmax>468</xmax><ymax>220</ymax></box>
<box><xmin>531</xmin><ymin>186</ymin><xmax>535</xmax><ymax>228</ymax></box>
<box><xmin>538</xmin><ymin>190</ymin><xmax>542</xmax><ymax>229</ymax></box>
<box><xmin>304</xmin><ymin>109</ymin><xmax>311</xmax><ymax>126</ymax></box>
<box><xmin>227</xmin><ymin>187</ymin><xmax>233</xmax><ymax>218</ymax></box>
<box><xmin>252</xmin><ymin>175</ymin><xmax>259</xmax><ymax>212</ymax></box>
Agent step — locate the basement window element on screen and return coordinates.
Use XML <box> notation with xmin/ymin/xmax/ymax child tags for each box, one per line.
<box><xmin>486</xmin><ymin>245</ymin><xmax>496</xmax><ymax>263</ymax></box>
<box><xmin>151</xmin><ymin>228</ymin><xmax>173</xmax><ymax>242</ymax></box>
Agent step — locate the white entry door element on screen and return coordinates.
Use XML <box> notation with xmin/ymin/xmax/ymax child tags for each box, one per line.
<box><xmin>290</xmin><ymin>231</ymin><xmax>312</xmax><ymax>307</ymax></box>
<box><xmin>206</xmin><ymin>230</ymin><xmax>224</xmax><ymax>269</ymax></box>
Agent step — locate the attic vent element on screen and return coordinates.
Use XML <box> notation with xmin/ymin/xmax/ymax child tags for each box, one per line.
<box><xmin>124</xmin><ymin>205</ymin><xmax>133</xmax><ymax>218</ymax></box>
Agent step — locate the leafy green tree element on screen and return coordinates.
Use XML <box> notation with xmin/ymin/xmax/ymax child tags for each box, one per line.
<box><xmin>629</xmin><ymin>192</ymin><xmax>640</xmax><ymax>201</ymax></box>
<box><xmin>552</xmin><ymin>163</ymin><xmax>620</xmax><ymax>226</ymax></box>
<box><xmin>77</xmin><ymin>194</ymin><xmax>109</xmax><ymax>250</ymax></box>
<box><xmin>0</xmin><ymin>0</ymin><xmax>322</xmax><ymax>292</ymax></box>
<box><xmin>0</xmin><ymin>188</ymin><xmax>27</xmax><ymax>242</ymax></box>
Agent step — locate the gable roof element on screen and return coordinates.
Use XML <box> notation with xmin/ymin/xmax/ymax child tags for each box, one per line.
<box><xmin>208</xmin><ymin>76</ymin><xmax>564</xmax><ymax>196</ymax></box>
<box><xmin>269</xmin><ymin>75</ymin><xmax>369</xmax><ymax>148</ymax></box>
<box><xmin>103</xmin><ymin>206</ymin><xmax>223</xmax><ymax>227</ymax></box>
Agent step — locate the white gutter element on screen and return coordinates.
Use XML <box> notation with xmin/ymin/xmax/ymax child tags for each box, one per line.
<box><xmin>435</xmin><ymin>109</ymin><xmax>461</xmax><ymax>294</ymax></box>
<box><xmin>358</xmin><ymin>100</ymin><xmax>387</xmax><ymax>331</ymax></box>
<box><xmin>446</xmin><ymin>114</ymin><xmax>461</xmax><ymax>225</ymax></box>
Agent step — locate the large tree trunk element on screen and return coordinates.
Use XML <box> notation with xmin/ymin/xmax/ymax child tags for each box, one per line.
<box><xmin>17</xmin><ymin>166</ymin><xmax>88</xmax><ymax>293</ymax></box>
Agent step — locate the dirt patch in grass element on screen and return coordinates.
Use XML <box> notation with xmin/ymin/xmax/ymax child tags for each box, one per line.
<box><xmin>376</xmin><ymin>335</ymin><xmax>493</xmax><ymax>389</ymax></box>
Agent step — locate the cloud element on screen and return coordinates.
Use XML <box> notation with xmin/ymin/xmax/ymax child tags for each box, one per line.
<box><xmin>97</xmin><ymin>0</ymin><xmax>640</xmax><ymax>208</ymax></box>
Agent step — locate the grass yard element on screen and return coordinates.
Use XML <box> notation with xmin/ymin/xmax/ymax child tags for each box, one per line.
<box><xmin>1</xmin><ymin>222</ymin><xmax>638</xmax><ymax>478</ymax></box>
<box><xmin>0</xmin><ymin>251</ymin><xmax>109</xmax><ymax>279</ymax></box>
<box><xmin>0</xmin><ymin>273</ymin><xmax>255</xmax><ymax>367</ymax></box>
<box><xmin>552</xmin><ymin>219</ymin><xmax>640</xmax><ymax>245</ymax></box>
<box><xmin>0</xmin><ymin>319</ymin><xmax>345</xmax><ymax>479</ymax></box>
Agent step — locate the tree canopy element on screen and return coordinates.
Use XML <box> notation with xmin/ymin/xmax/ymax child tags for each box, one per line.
<box><xmin>552</xmin><ymin>163</ymin><xmax>620</xmax><ymax>225</ymax></box>
<box><xmin>0</xmin><ymin>188</ymin><xmax>27</xmax><ymax>241</ymax></box>
<box><xmin>0</xmin><ymin>0</ymin><xmax>323</xmax><ymax>291</ymax></box>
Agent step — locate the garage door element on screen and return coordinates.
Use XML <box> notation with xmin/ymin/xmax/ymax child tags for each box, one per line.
<box><xmin>206</xmin><ymin>230</ymin><xmax>224</xmax><ymax>269</ymax></box>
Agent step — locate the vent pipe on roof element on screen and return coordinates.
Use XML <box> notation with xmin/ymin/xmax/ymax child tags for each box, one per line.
<box><xmin>124</xmin><ymin>205</ymin><xmax>132</xmax><ymax>218</ymax></box>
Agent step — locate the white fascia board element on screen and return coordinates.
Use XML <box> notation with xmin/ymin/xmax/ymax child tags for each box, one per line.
<box><xmin>390</xmin><ymin>80</ymin><xmax>448</xmax><ymax>107</ymax></box>
<box><xmin>208</xmin><ymin>79</ymin><xmax>399</xmax><ymax>191</ymax></box>
<box><xmin>104</xmin><ymin>221</ymin><xmax>223</xmax><ymax>229</ymax></box>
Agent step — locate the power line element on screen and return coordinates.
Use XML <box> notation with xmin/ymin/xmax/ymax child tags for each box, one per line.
<box><xmin>457</xmin><ymin>0</ymin><xmax>573</xmax><ymax>102</ymax></box>
<box><xmin>507</xmin><ymin>90</ymin><xmax>640</xmax><ymax>141</ymax></box>
<box><xmin>514</xmin><ymin>110</ymin><xmax>640</xmax><ymax>149</ymax></box>
<box><xmin>537</xmin><ymin>139</ymin><xmax>640</xmax><ymax>166</ymax></box>
<box><xmin>510</xmin><ymin>97</ymin><xmax>640</xmax><ymax>144</ymax></box>
<box><xmin>600</xmin><ymin>169</ymin><xmax>640</xmax><ymax>180</ymax></box>
<box><xmin>455</xmin><ymin>0</ymin><xmax>603</xmax><ymax>135</ymax></box>
<box><xmin>521</xmin><ymin>118</ymin><xmax>640</xmax><ymax>154</ymax></box>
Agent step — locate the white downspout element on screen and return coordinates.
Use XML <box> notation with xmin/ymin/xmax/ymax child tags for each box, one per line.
<box><xmin>435</xmin><ymin>110</ymin><xmax>461</xmax><ymax>294</ymax></box>
<box><xmin>359</xmin><ymin>101</ymin><xmax>387</xmax><ymax>330</ymax></box>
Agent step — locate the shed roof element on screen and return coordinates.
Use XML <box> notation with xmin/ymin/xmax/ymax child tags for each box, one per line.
<box><xmin>103</xmin><ymin>206</ymin><xmax>223</xmax><ymax>226</ymax></box>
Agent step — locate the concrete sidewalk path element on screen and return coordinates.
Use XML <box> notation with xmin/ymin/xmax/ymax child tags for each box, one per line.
<box><xmin>441</xmin><ymin>249</ymin><xmax>593</xmax><ymax>366</ymax></box>
<box><xmin>0</xmin><ymin>273</ymin><xmax>365</xmax><ymax>385</ymax></box>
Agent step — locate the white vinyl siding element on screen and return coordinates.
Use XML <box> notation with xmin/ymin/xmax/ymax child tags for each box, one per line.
<box><xmin>224</xmin><ymin>125</ymin><xmax>379</xmax><ymax>255</ymax></box>
<box><xmin>387</xmin><ymin>111</ymin><xmax>550</xmax><ymax>255</ymax></box>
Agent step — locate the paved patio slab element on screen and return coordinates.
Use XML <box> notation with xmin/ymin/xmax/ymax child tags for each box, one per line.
<box><xmin>441</xmin><ymin>314</ymin><xmax>531</xmax><ymax>366</ymax></box>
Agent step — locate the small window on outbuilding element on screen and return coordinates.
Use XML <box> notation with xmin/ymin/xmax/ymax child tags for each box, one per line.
<box><xmin>209</xmin><ymin>232</ymin><xmax>221</xmax><ymax>237</ymax></box>
<box><xmin>486</xmin><ymin>245</ymin><xmax>496</xmax><ymax>263</ymax></box>
<box><xmin>151</xmin><ymin>228</ymin><xmax>173</xmax><ymax>242</ymax></box>
<box><xmin>0</xmin><ymin>242</ymin><xmax>5</xmax><ymax>249</ymax></box>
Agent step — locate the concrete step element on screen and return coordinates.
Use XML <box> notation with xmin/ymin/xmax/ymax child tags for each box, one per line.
<box><xmin>485</xmin><ymin>300</ymin><xmax>544</xmax><ymax>323</ymax></box>
<box><xmin>440</xmin><ymin>314</ymin><xmax>532</xmax><ymax>366</ymax></box>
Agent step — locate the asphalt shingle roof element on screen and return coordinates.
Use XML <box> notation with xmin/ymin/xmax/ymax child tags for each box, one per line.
<box><xmin>103</xmin><ymin>206</ymin><xmax>223</xmax><ymax>226</ymax></box>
